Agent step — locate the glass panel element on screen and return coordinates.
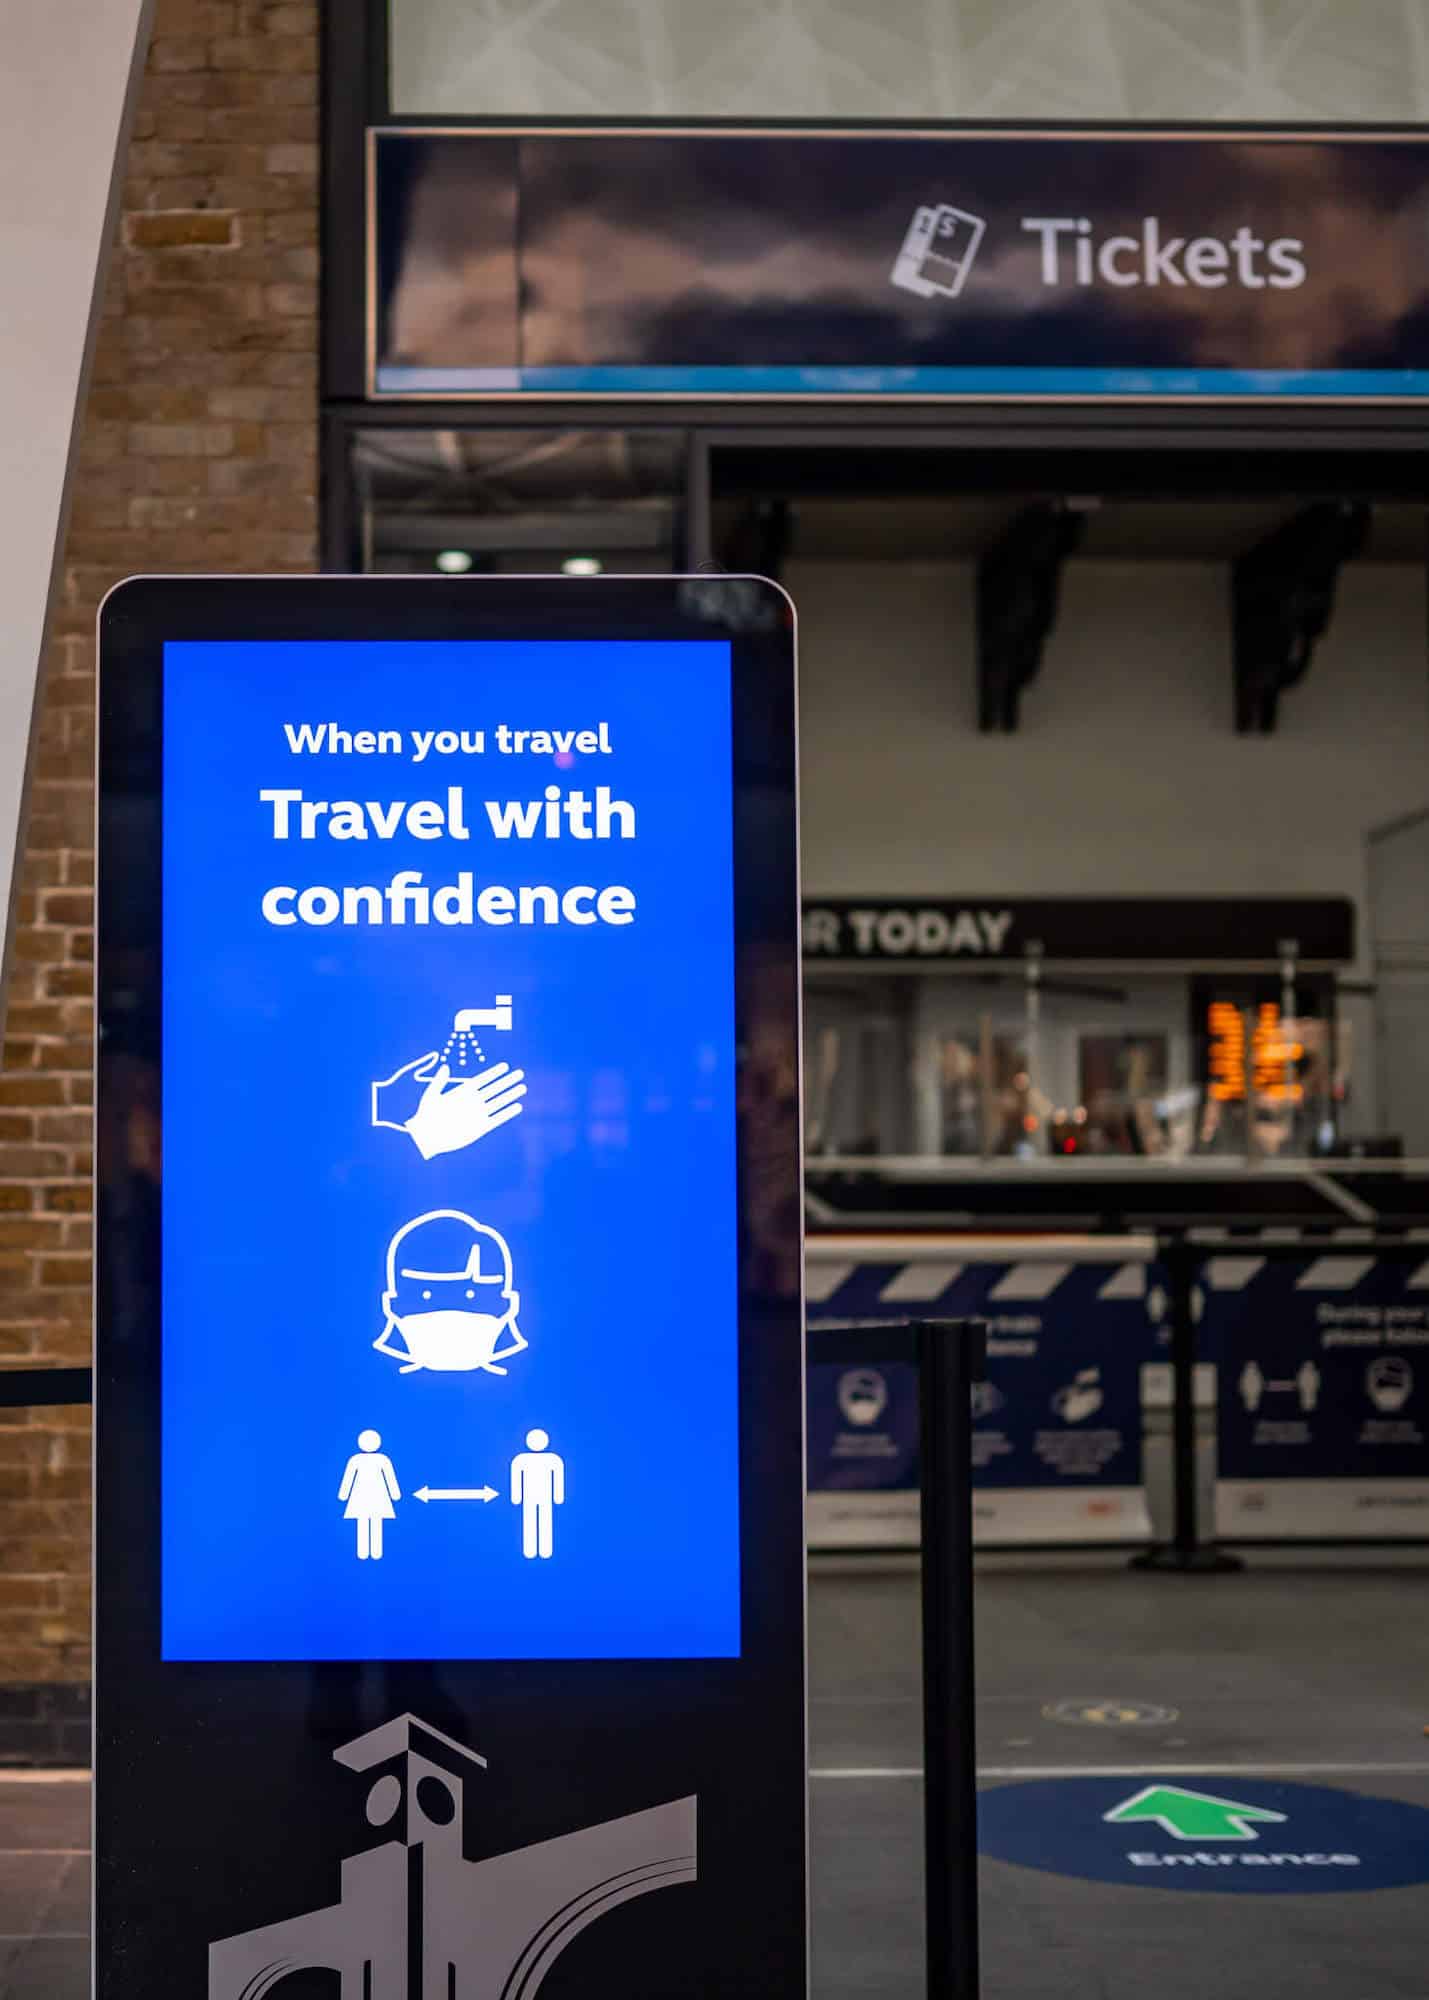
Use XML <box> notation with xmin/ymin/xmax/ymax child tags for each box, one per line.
<box><xmin>801</xmin><ymin>966</ymin><xmax>1360</xmax><ymax>1166</ymax></box>
<box><xmin>803</xmin><ymin>981</ymin><xmax>910</xmax><ymax>1159</ymax></box>
<box><xmin>388</xmin><ymin>0</ymin><xmax>1425</xmax><ymax>123</ymax></box>
<box><xmin>353</xmin><ymin>428</ymin><xmax>686</xmax><ymax>576</ymax></box>
<box><xmin>1075</xmin><ymin>1034</ymin><xmax>1171</xmax><ymax>1157</ymax></box>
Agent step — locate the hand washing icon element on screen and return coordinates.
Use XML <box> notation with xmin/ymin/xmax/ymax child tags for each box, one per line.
<box><xmin>371</xmin><ymin>1000</ymin><xmax>526</xmax><ymax>1159</ymax></box>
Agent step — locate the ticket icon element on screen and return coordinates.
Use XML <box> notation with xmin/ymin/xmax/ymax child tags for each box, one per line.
<box><xmin>891</xmin><ymin>202</ymin><xmax>986</xmax><ymax>300</ymax></box>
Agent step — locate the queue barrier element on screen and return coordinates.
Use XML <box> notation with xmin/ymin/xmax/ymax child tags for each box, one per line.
<box><xmin>1150</xmin><ymin>1233</ymin><xmax>1429</xmax><ymax>1565</ymax></box>
<box><xmin>807</xmin><ymin>1235</ymin><xmax>1159</xmax><ymax>1549</ymax></box>
<box><xmin>808</xmin><ymin>1229</ymin><xmax>1429</xmax><ymax>1563</ymax></box>
<box><xmin>813</xmin><ymin>1316</ymin><xmax>985</xmax><ymax>2000</ymax></box>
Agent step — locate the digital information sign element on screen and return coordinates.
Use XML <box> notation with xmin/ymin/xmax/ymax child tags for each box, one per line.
<box><xmin>96</xmin><ymin>577</ymin><xmax>806</xmax><ymax>2000</ymax></box>
<box><xmin>161</xmin><ymin>635</ymin><xmax>739</xmax><ymax>1662</ymax></box>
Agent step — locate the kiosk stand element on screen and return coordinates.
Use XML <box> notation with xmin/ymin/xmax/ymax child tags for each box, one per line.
<box><xmin>95</xmin><ymin>574</ymin><xmax>805</xmax><ymax>1999</ymax></box>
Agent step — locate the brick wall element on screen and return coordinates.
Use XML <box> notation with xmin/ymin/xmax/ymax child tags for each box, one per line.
<box><xmin>0</xmin><ymin>0</ymin><xmax>319</xmax><ymax>1712</ymax></box>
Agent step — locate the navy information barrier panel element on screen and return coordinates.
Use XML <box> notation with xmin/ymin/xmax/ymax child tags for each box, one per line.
<box><xmin>373</xmin><ymin>127</ymin><xmax>1429</xmax><ymax>402</ymax></box>
<box><xmin>1207</xmin><ymin>1244</ymin><xmax>1429</xmax><ymax>1541</ymax></box>
<box><xmin>95</xmin><ymin>576</ymin><xmax>806</xmax><ymax>1999</ymax></box>
<box><xmin>806</xmin><ymin>1236</ymin><xmax>1158</xmax><ymax>1547</ymax></box>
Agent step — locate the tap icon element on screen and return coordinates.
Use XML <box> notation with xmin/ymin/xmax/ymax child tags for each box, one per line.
<box><xmin>456</xmin><ymin>998</ymin><xmax>513</xmax><ymax>1034</ymax></box>
<box><xmin>374</xmin><ymin>1001</ymin><xmax>526</xmax><ymax>1157</ymax></box>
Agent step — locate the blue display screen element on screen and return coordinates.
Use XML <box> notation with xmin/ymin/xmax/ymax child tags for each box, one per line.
<box><xmin>161</xmin><ymin>637</ymin><xmax>740</xmax><ymax>1661</ymax></box>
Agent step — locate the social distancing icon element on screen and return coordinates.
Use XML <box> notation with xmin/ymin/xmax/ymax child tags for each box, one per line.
<box><xmin>347</xmin><ymin>1427</ymin><xmax>567</xmax><ymax>1564</ymax></box>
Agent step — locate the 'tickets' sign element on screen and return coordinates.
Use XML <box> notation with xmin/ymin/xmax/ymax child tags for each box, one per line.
<box><xmin>372</xmin><ymin>128</ymin><xmax>1429</xmax><ymax>400</ymax></box>
<box><xmin>95</xmin><ymin>577</ymin><xmax>805</xmax><ymax>1998</ymax></box>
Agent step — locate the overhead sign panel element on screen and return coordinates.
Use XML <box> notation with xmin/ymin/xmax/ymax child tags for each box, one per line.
<box><xmin>372</xmin><ymin>128</ymin><xmax>1429</xmax><ymax>401</ymax></box>
<box><xmin>799</xmin><ymin>897</ymin><xmax>1355</xmax><ymax>965</ymax></box>
<box><xmin>96</xmin><ymin>575</ymin><xmax>805</xmax><ymax>1996</ymax></box>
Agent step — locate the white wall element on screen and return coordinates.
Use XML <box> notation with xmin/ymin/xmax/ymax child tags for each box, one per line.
<box><xmin>1370</xmin><ymin>810</ymin><xmax>1429</xmax><ymax>1154</ymax></box>
<box><xmin>0</xmin><ymin>0</ymin><xmax>153</xmax><ymax>1010</ymax></box>
<box><xmin>793</xmin><ymin>555</ymin><xmax>1429</xmax><ymax>979</ymax></box>
<box><xmin>391</xmin><ymin>0</ymin><xmax>1429</xmax><ymax>121</ymax></box>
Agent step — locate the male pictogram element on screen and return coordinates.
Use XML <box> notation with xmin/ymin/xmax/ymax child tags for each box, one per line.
<box><xmin>511</xmin><ymin>1428</ymin><xmax>564</xmax><ymax>1559</ymax></box>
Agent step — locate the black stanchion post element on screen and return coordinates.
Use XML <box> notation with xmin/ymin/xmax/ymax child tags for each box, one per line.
<box><xmin>1131</xmin><ymin>1239</ymin><xmax>1241</xmax><ymax>1575</ymax></box>
<box><xmin>917</xmin><ymin>1317</ymin><xmax>984</xmax><ymax>2000</ymax></box>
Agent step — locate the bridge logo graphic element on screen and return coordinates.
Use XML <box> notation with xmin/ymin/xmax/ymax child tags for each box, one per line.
<box><xmin>208</xmin><ymin>1712</ymin><xmax>697</xmax><ymax>1999</ymax></box>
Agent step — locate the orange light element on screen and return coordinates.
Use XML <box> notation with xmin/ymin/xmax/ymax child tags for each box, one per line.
<box><xmin>1252</xmin><ymin>1002</ymin><xmax>1303</xmax><ymax>1103</ymax></box>
<box><xmin>1207</xmin><ymin>1000</ymin><xmax>1247</xmax><ymax>1102</ymax></box>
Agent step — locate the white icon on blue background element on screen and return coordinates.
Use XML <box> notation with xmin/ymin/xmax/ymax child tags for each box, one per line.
<box><xmin>837</xmin><ymin>1368</ymin><xmax>888</xmax><ymax>1428</ymax></box>
<box><xmin>1367</xmin><ymin>1356</ymin><xmax>1413</xmax><ymax>1413</ymax></box>
<box><xmin>346</xmin><ymin>1426</ymin><xmax>567</xmax><ymax>1566</ymax></box>
<box><xmin>371</xmin><ymin>1000</ymin><xmax>526</xmax><ymax>1159</ymax></box>
<box><xmin>338</xmin><ymin>1429</ymin><xmax>401</xmax><ymax>1561</ymax></box>
<box><xmin>376</xmin><ymin>1210</ymin><xmax>528</xmax><ymax>1377</ymax></box>
<box><xmin>1238</xmin><ymin>1358</ymin><xmax>1320</xmax><ymax>1415</ymax></box>
<box><xmin>1052</xmin><ymin>1368</ymin><xmax>1104</xmax><ymax>1425</ymax></box>
<box><xmin>970</xmin><ymin>1379</ymin><xmax>1005</xmax><ymax>1421</ymax></box>
<box><xmin>512</xmin><ymin>1428</ymin><xmax>565</xmax><ymax>1560</ymax></box>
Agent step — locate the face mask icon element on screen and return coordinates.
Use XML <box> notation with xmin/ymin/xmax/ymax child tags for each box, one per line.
<box><xmin>837</xmin><ymin>1369</ymin><xmax>888</xmax><ymax>1428</ymax></box>
<box><xmin>376</xmin><ymin>1210</ymin><xmax>528</xmax><ymax>1377</ymax></box>
<box><xmin>1367</xmin><ymin>1356</ymin><xmax>1413</xmax><ymax>1414</ymax></box>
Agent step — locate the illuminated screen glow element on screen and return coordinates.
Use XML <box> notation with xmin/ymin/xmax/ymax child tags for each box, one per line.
<box><xmin>161</xmin><ymin>637</ymin><xmax>740</xmax><ymax>1660</ymax></box>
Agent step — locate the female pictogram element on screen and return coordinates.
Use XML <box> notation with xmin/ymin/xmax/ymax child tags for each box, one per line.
<box><xmin>339</xmin><ymin>1429</ymin><xmax>401</xmax><ymax>1561</ymax></box>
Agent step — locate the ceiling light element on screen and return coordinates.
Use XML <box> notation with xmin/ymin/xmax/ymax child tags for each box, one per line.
<box><xmin>561</xmin><ymin>556</ymin><xmax>603</xmax><ymax>576</ymax></box>
<box><xmin>434</xmin><ymin>549</ymin><xmax>473</xmax><ymax>574</ymax></box>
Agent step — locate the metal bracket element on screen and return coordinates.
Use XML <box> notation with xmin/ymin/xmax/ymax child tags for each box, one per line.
<box><xmin>719</xmin><ymin>498</ymin><xmax>792</xmax><ymax>581</ymax></box>
<box><xmin>977</xmin><ymin>502</ymin><xmax>1085</xmax><ymax>732</ymax></box>
<box><xmin>1231</xmin><ymin>500</ymin><xmax>1369</xmax><ymax>733</ymax></box>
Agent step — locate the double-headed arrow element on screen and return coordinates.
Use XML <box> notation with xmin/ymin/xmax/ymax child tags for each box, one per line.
<box><xmin>415</xmin><ymin>1485</ymin><xmax>498</xmax><ymax>1504</ymax></box>
<box><xmin>1104</xmin><ymin>1785</ymin><xmax>1287</xmax><ymax>1842</ymax></box>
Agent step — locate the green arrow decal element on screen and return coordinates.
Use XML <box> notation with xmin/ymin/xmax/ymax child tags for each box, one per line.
<box><xmin>1103</xmin><ymin>1785</ymin><xmax>1288</xmax><ymax>1842</ymax></box>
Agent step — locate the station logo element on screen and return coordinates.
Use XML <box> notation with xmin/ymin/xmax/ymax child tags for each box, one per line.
<box><xmin>209</xmin><ymin>1713</ymin><xmax>697</xmax><ymax>1997</ymax></box>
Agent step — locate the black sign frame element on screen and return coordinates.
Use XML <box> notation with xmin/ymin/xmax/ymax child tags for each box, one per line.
<box><xmin>95</xmin><ymin>574</ymin><xmax>806</xmax><ymax>1998</ymax></box>
<box><xmin>367</xmin><ymin>124</ymin><xmax>1429</xmax><ymax>405</ymax></box>
<box><xmin>801</xmin><ymin>896</ymin><xmax>1355</xmax><ymax>966</ymax></box>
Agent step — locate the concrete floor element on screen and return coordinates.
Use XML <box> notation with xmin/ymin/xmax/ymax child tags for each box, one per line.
<box><xmin>0</xmin><ymin>1777</ymin><xmax>86</xmax><ymax>2000</ymax></box>
<box><xmin>813</xmin><ymin>1556</ymin><xmax>1429</xmax><ymax>1999</ymax></box>
<box><xmin>8</xmin><ymin>1557</ymin><xmax>1429</xmax><ymax>1995</ymax></box>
